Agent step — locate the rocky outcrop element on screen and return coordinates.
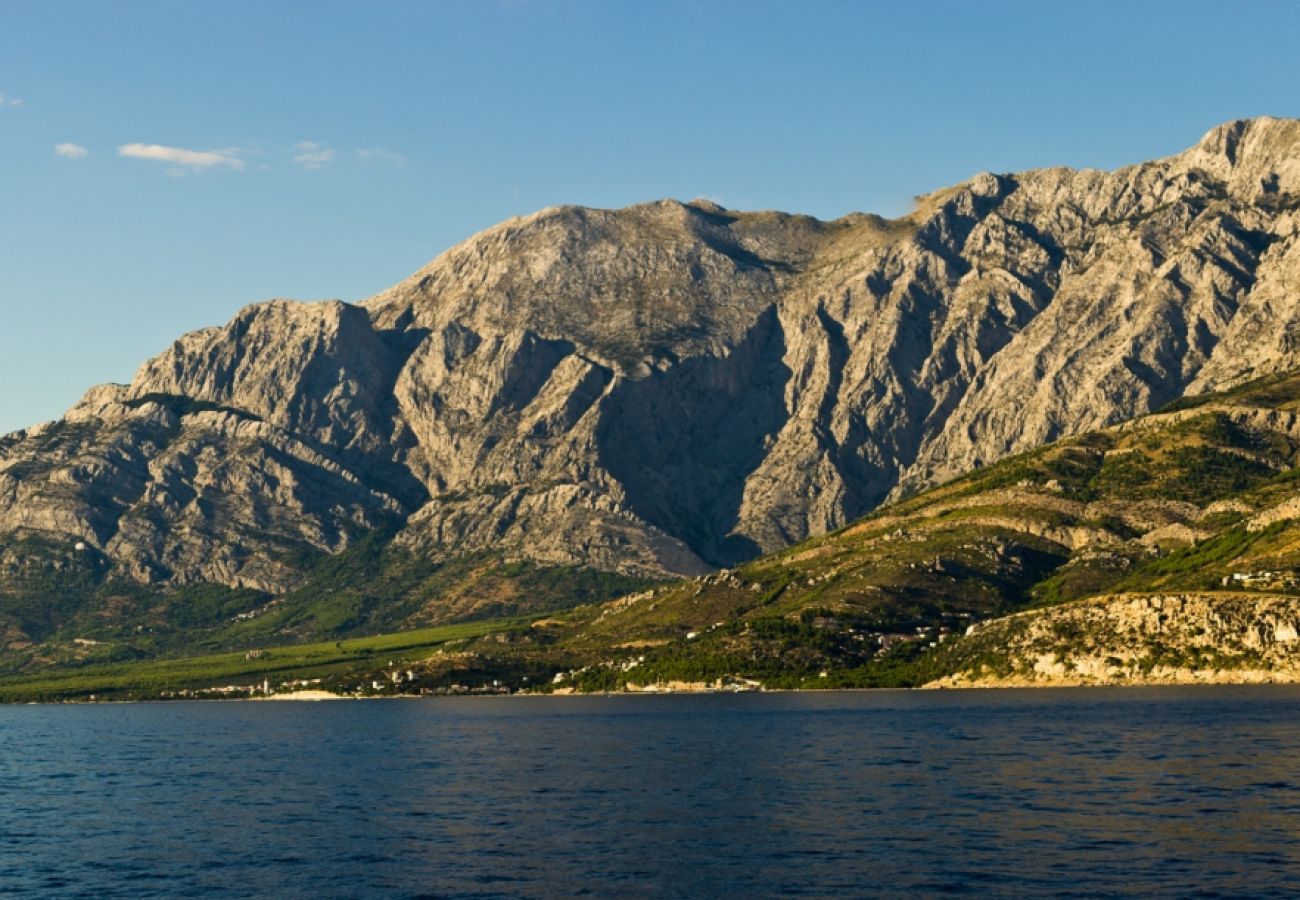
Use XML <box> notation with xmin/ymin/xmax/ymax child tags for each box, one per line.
<box><xmin>5</xmin><ymin>117</ymin><xmax>1300</xmax><ymax>597</ymax></box>
<box><xmin>932</xmin><ymin>593</ymin><xmax>1300</xmax><ymax>687</ymax></box>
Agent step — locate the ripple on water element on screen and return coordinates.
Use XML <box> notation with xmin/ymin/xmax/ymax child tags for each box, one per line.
<box><xmin>1</xmin><ymin>688</ymin><xmax>1300</xmax><ymax>896</ymax></box>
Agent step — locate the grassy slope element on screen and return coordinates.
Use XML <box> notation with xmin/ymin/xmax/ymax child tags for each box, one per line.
<box><xmin>9</xmin><ymin>369</ymin><xmax>1300</xmax><ymax>699</ymax></box>
<box><xmin>0</xmin><ymin>525</ymin><xmax>656</xmax><ymax>675</ymax></box>
<box><xmin>0</xmin><ymin>617</ymin><xmax>550</xmax><ymax>703</ymax></box>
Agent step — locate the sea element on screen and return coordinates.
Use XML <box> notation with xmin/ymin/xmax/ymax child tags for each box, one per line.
<box><xmin>2</xmin><ymin>687</ymin><xmax>1299</xmax><ymax>898</ymax></box>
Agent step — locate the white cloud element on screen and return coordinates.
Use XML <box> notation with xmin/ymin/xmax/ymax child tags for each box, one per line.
<box><xmin>54</xmin><ymin>143</ymin><xmax>89</xmax><ymax>160</ymax></box>
<box><xmin>355</xmin><ymin>146</ymin><xmax>407</xmax><ymax>167</ymax></box>
<box><xmin>117</xmin><ymin>143</ymin><xmax>244</xmax><ymax>171</ymax></box>
<box><xmin>0</xmin><ymin>93</ymin><xmax>21</xmax><ymax>108</ymax></box>
<box><xmin>293</xmin><ymin>140</ymin><xmax>334</xmax><ymax>170</ymax></box>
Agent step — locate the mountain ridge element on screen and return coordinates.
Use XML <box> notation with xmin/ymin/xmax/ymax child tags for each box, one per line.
<box><xmin>4</xmin><ymin>117</ymin><xmax>1300</xmax><ymax>653</ymax></box>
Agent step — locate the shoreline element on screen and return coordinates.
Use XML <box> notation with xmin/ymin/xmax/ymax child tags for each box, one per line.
<box><xmin>16</xmin><ymin>677</ymin><xmax>1300</xmax><ymax>706</ymax></box>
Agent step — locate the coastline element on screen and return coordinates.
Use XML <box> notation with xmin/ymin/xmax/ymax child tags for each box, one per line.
<box><xmin>18</xmin><ymin>675</ymin><xmax>1300</xmax><ymax>706</ymax></box>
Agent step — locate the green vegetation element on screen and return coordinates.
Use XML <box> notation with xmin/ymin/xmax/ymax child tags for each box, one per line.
<box><xmin>0</xmin><ymin>617</ymin><xmax>536</xmax><ymax>703</ymax></box>
<box><xmin>1119</xmin><ymin>521</ymin><xmax>1291</xmax><ymax>592</ymax></box>
<box><xmin>0</xmin><ymin>526</ymin><xmax>654</xmax><ymax>675</ymax></box>
<box><xmin>1029</xmin><ymin>551</ymin><xmax>1137</xmax><ymax>607</ymax></box>
<box><xmin>1158</xmin><ymin>369</ymin><xmax>1300</xmax><ymax>414</ymax></box>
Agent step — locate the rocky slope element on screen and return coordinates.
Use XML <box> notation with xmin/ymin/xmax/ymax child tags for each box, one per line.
<box><xmin>4</xmin><ymin>117</ymin><xmax>1300</xmax><ymax>647</ymax></box>
<box><xmin>927</xmin><ymin>592</ymin><xmax>1300</xmax><ymax>687</ymax></box>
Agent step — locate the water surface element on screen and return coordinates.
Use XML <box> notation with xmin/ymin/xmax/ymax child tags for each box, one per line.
<box><xmin>3</xmin><ymin>687</ymin><xmax>1299</xmax><ymax>897</ymax></box>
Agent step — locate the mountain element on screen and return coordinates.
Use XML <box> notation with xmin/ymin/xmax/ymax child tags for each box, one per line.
<box><xmin>4</xmin><ymin>117</ymin><xmax>1300</xmax><ymax>658</ymax></box>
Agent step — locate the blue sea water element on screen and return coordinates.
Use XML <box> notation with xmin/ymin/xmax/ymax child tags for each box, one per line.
<box><xmin>2</xmin><ymin>687</ymin><xmax>1299</xmax><ymax>898</ymax></box>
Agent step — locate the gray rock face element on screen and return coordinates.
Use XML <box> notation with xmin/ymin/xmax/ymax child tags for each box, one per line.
<box><xmin>4</xmin><ymin>117</ymin><xmax>1300</xmax><ymax>594</ymax></box>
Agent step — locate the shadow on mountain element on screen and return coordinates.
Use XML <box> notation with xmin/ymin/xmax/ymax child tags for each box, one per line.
<box><xmin>597</xmin><ymin>306</ymin><xmax>791</xmax><ymax>568</ymax></box>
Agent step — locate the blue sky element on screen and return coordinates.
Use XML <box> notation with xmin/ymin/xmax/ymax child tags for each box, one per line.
<box><xmin>2</xmin><ymin>0</ymin><xmax>1299</xmax><ymax>434</ymax></box>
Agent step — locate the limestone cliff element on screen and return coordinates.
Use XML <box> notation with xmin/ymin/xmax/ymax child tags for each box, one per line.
<box><xmin>928</xmin><ymin>593</ymin><xmax>1300</xmax><ymax>687</ymax></box>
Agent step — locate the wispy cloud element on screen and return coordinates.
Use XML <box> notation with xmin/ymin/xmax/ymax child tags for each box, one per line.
<box><xmin>355</xmin><ymin>146</ymin><xmax>407</xmax><ymax>167</ymax></box>
<box><xmin>54</xmin><ymin>143</ymin><xmax>88</xmax><ymax>159</ymax></box>
<box><xmin>0</xmin><ymin>93</ymin><xmax>22</xmax><ymax>108</ymax></box>
<box><xmin>117</xmin><ymin>143</ymin><xmax>245</xmax><ymax>172</ymax></box>
<box><xmin>293</xmin><ymin>140</ymin><xmax>334</xmax><ymax>170</ymax></box>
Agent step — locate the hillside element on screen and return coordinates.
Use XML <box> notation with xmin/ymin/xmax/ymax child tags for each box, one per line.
<box><xmin>4</xmin><ymin>116</ymin><xmax>1300</xmax><ymax>661</ymax></box>
<box><xmin>11</xmin><ymin>366</ymin><xmax>1300</xmax><ymax>699</ymax></box>
<box><xmin>445</xmin><ymin>367</ymin><xmax>1300</xmax><ymax>693</ymax></box>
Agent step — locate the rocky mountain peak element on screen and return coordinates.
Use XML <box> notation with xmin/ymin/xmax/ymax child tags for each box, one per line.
<box><xmin>1182</xmin><ymin>116</ymin><xmax>1300</xmax><ymax>187</ymax></box>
